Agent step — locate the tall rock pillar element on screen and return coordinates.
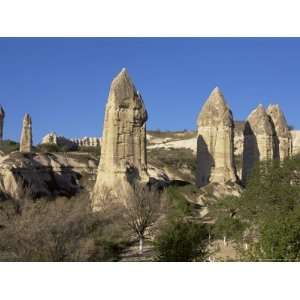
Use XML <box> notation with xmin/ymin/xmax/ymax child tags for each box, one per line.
<box><xmin>196</xmin><ymin>87</ymin><xmax>237</xmax><ymax>187</ymax></box>
<box><xmin>242</xmin><ymin>105</ymin><xmax>274</xmax><ymax>184</ymax></box>
<box><xmin>267</xmin><ymin>104</ymin><xmax>292</xmax><ymax>160</ymax></box>
<box><xmin>92</xmin><ymin>68</ymin><xmax>148</xmax><ymax>211</ymax></box>
<box><xmin>0</xmin><ymin>106</ymin><xmax>5</xmax><ymax>141</ymax></box>
<box><xmin>20</xmin><ymin>113</ymin><xmax>33</xmax><ymax>153</ymax></box>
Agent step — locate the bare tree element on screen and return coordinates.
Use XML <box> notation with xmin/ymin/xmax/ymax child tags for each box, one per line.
<box><xmin>123</xmin><ymin>184</ymin><xmax>161</xmax><ymax>254</ymax></box>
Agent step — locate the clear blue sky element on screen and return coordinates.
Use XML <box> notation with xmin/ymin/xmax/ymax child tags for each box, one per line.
<box><xmin>1</xmin><ymin>38</ymin><xmax>300</xmax><ymax>144</ymax></box>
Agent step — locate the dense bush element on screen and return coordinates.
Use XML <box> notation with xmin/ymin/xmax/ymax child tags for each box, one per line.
<box><xmin>154</xmin><ymin>218</ymin><xmax>209</xmax><ymax>262</ymax></box>
<box><xmin>210</xmin><ymin>155</ymin><xmax>300</xmax><ymax>261</ymax></box>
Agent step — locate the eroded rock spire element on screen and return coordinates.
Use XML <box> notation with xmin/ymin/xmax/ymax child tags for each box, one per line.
<box><xmin>92</xmin><ymin>68</ymin><xmax>148</xmax><ymax>211</ymax></box>
<box><xmin>20</xmin><ymin>113</ymin><xmax>33</xmax><ymax>153</ymax></box>
<box><xmin>267</xmin><ymin>104</ymin><xmax>292</xmax><ymax>160</ymax></box>
<box><xmin>196</xmin><ymin>87</ymin><xmax>237</xmax><ymax>187</ymax></box>
<box><xmin>242</xmin><ymin>104</ymin><xmax>274</xmax><ymax>183</ymax></box>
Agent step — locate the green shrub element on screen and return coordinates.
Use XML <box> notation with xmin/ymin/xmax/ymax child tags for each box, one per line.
<box><xmin>154</xmin><ymin>218</ymin><xmax>209</xmax><ymax>262</ymax></box>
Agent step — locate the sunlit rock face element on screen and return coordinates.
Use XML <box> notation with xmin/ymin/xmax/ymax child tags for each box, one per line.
<box><xmin>242</xmin><ymin>105</ymin><xmax>275</xmax><ymax>184</ymax></box>
<box><xmin>196</xmin><ymin>87</ymin><xmax>237</xmax><ymax>187</ymax></box>
<box><xmin>267</xmin><ymin>104</ymin><xmax>292</xmax><ymax>160</ymax></box>
<box><xmin>92</xmin><ymin>68</ymin><xmax>148</xmax><ymax>211</ymax></box>
<box><xmin>20</xmin><ymin>113</ymin><xmax>33</xmax><ymax>153</ymax></box>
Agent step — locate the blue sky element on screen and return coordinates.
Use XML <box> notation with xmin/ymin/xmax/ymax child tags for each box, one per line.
<box><xmin>0</xmin><ymin>38</ymin><xmax>300</xmax><ymax>144</ymax></box>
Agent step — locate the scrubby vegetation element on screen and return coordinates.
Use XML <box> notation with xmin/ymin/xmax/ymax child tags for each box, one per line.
<box><xmin>0</xmin><ymin>140</ymin><xmax>20</xmax><ymax>154</ymax></box>
<box><xmin>148</xmin><ymin>130</ymin><xmax>197</xmax><ymax>140</ymax></box>
<box><xmin>148</xmin><ymin>147</ymin><xmax>196</xmax><ymax>182</ymax></box>
<box><xmin>209</xmin><ymin>155</ymin><xmax>300</xmax><ymax>261</ymax></box>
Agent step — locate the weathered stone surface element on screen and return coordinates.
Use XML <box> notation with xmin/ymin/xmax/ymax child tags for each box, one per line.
<box><xmin>196</xmin><ymin>87</ymin><xmax>237</xmax><ymax>187</ymax></box>
<box><xmin>0</xmin><ymin>106</ymin><xmax>4</xmax><ymax>141</ymax></box>
<box><xmin>92</xmin><ymin>68</ymin><xmax>148</xmax><ymax>211</ymax></box>
<box><xmin>267</xmin><ymin>104</ymin><xmax>292</xmax><ymax>160</ymax></box>
<box><xmin>242</xmin><ymin>105</ymin><xmax>274</xmax><ymax>183</ymax></box>
<box><xmin>20</xmin><ymin>113</ymin><xmax>32</xmax><ymax>153</ymax></box>
<box><xmin>291</xmin><ymin>130</ymin><xmax>300</xmax><ymax>155</ymax></box>
<box><xmin>0</xmin><ymin>152</ymin><xmax>98</xmax><ymax>200</ymax></box>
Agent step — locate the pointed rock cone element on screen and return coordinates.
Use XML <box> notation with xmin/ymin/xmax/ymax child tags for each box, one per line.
<box><xmin>242</xmin><ymin>105</ymin><xmax>274</xmax><ymax>184</ymax></box>
<box><xmin>0</xmin><ymin>105</ymin><xmax>5</xmax><ymax>141</ymax></box>
<box><xmin>196</xmin><ymin>87</ymin><xmax>237</xmax><ymax>187</ymax></box>
<box><xmin>92</xmin><ymin>69</ymin><xmax>148</xmax><ymax>211</ymax></box>
<box><xmin>267</xmin><ymin>104</ymin><xmax>292</xmax><ymax>160</ymax></box>
<box><xmin>20</xmin><ymin>113</ymin><xmax>33</xmax><ymax>153</ymax></box>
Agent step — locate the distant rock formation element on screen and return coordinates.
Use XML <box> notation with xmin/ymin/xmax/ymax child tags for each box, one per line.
<box><xmin>72</xmin><ymin>137</ymin><xmax>101</xmax><ymax>148</ymax></box>
<box><xmin>92</xmin><ymin>68</ymin><xmax>148</xmax><ymax>211</ymax></box>
<box><xmin>20</xmin><ymin>113</ymin><xmax>33</xmax><ymax>153</ymax></box>
<box><xmin>267</xmin><ymin>104</ymin><xmax>292</xmax><ymax>160</ymax></box>
<box><xmin>0</xmin><ymin>106</ymin><xmax>4</xmax><ymax>141</ymax></box>
<box><xmin>42</xmin><ymin>132</ymin><xmax>78</xmax><ymax>150</ymax></box>
<box><xmin>242</xmin><ymin>105</ymin><xmax>274</xmax><ymax>183</ymax></box>
<box><xmin>196</xmin><ymin>87</ymin><xmax>237</xmax><ymax>187</ymax></box>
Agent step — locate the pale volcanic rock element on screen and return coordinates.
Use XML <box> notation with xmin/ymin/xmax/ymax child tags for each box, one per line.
<box><xmin>242</xmin><ymin>105</ymin><xmax>275</xmax><ymax>183</ymax></box>
<box><xmin>20</xmin><ymin>113</ymin><xmax>33</xmax><ymax>153</ymax></box>
<box><xmin>267</xmin><ymin>104</ymin><xmax>292</xmax><ymax>160</ymax></box>
<box><xmin>92</xmin><ymin>68</ymin><xmax>149</xmax><ymax>211</ymax></box>
<box><xmin>196</xmin><ymin>87</ymin><xmax>237</xmax><ymax>187</ymax></box>
<box><xmin>291</xmin><ymin>130</ymin><xmax>300</xmax><ymax>155</ymax></box>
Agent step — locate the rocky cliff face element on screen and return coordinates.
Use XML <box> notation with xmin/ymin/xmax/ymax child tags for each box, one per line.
<box><xmin>196</xmin><ymin>87</ymin><xmax>237</xmax><ymax>187</ymax></box>
<box><xmin>92</xmin><ymin>69</ymin><xmax>149</xmax><ymax>211</ymax></box>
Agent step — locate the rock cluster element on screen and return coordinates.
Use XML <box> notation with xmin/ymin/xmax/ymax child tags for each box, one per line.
<box><xmin>20</xmin><ymin>113</ymin><xmax>33</xmax><ymax>153</ymax></box>
<box><xmin>196</xmin><ymin>87</ymin><xmax>237</xmax><ymax>187</ymax></box>
<box><xmin>92</xmin><ymin>68</ymin><xmax>148</xmax><ymax>211</ymax></box>
<box><xmin>0</xmin><ymin>106</ymin><xmax>4</xmax><ymax>141</ymax></box>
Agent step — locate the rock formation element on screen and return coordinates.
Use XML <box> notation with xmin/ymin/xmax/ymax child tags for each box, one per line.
<box><xmin>72</xmin><ymin>137</ymin><xmax>101</xmax><ymax>148</ymax></box>
<box><xmin>20</xmin><ymin>113</ymin><xmax>33</xmax><ymax>153</ymax></box>
<box><xmin>0</xmin><ymin>152</ymin><xmax>98</xmax><ymax>200</ymax></box>
<box><xmin>291</xmin><ymin>130</ymin><xmax>300</xmax><ymax>155</ymax></box>
<box><xmin>0</xmin><ymin>106</ymin><xmax>4</xmax><ymax>141</ymax></box>
<box><xmin>242</xmin><ymin>105</ymin><xmax>274</xmax><ymax>183</ymax></box>
<box><xmin>267</xmin><ymin>104</ymin><xmax>292</xmax><ymax>160</ymax></box>
<box><xmin>92</xmin><ymin>68</ymin><xmax>148</xmax><ymax>211</ymax></box>
<box><xmin>196</xmin><ymin>87</ymin><xmax>237</xmax><ymax>187</ymax></box>
<box><xmin>42</xmin><ymin>132</ymin><xmax>78</xmax><ymax>150</ymax></box>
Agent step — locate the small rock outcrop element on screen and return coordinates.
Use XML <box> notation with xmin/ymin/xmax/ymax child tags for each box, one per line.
<box><xmin>92</xmin><ymin>68</ymin><xmax>148</xmax><ymax>211</ymax></box>
<box><xmin>267</xmin><ymin>104</ymin><xmax>292</xmax><ymax>160</ymax></box>
<box><xmin>20</xmin><ymin>113</ymin><xmax>33</xmax><ymax>153</ymax></box>
<box><xmin>242</xmin><ymin>105</ymin><xmax>274</xmax><ymax>183</ymax></box>
<box><xmin>196</xmin><ymin>87</ymin><xmax>237</xmax><ymax>187</ymax></box>
<box><xmin>0</xmin><ymin>106</ymin><xmax>5</xmax><ymax>141</ymax></box>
